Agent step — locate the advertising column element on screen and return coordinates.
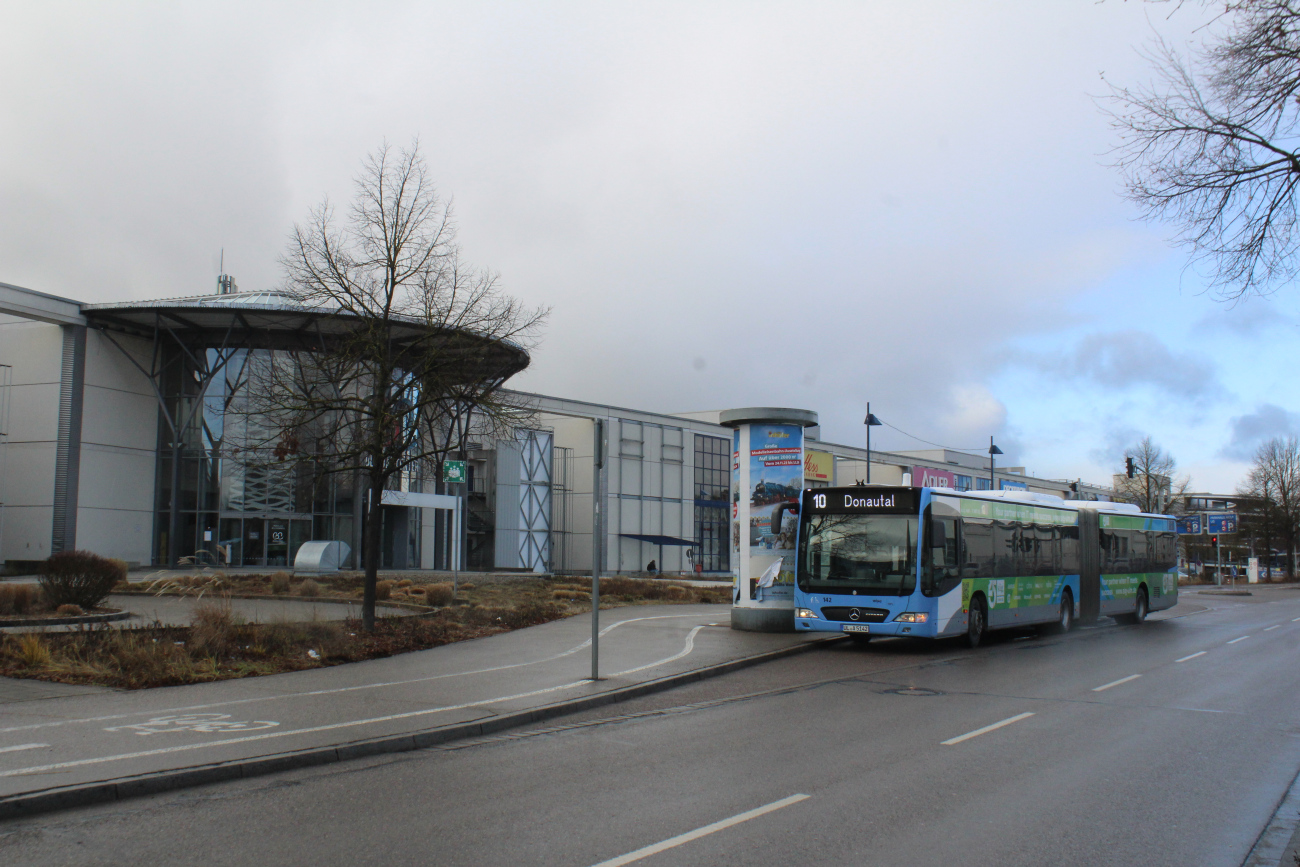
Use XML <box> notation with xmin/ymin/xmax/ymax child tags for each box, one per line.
<box><xmin>720</xmin><ymin>408</ymin><xmax>818</xmax><ymax>632</ymax></box>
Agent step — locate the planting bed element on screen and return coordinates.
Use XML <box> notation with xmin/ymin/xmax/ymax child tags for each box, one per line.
<box><xmin>0</xmin><ymin>575</ymin><xmax>728</xmax><ymax>689</ymax></box>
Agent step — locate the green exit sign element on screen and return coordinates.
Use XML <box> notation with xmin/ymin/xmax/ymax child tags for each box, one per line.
<box><xmin>443</xmin><ymin>460</ymin><xmax>467</xmax><ymax>484</ymax></box>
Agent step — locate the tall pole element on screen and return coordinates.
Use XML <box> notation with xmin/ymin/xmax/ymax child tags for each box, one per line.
<box><xmin>865</xmin><ymin>402</ymin><xmax>872</xmax><ymax>484</ymax></box>
<box><xmin>989</xmin><ymin>436</ymin><xmax>995</xmax><ymax>490</ymax></box>
<box><xmin>591</xmin><ymin>419</ymin><xmax>605</xmax><ymax>681</ymax></box>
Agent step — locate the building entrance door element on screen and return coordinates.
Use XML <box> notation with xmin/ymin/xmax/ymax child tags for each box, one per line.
<box><xmin>243</xmin><ymin>519</ymin><xmax>265</xmax><ymax>566</ymax></box>
<box><xmin>266</xmin><ymin>519</ymin><xmax>290</xmax><ymax>566</ymax></box>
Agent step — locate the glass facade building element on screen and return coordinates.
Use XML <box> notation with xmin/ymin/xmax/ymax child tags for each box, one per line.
<box><xmin>693</xmin><ymin>434</ymin><xmax>731</xmax><ymax>573</ymax></box>
<box><xmin>153</xmin><ymin>345</ymin><xmax>359</xmax><ymax>567</ymax></box>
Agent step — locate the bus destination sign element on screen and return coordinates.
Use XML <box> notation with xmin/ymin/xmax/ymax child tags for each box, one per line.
<box><xmin>803</xmin><ymin>487</ymin><xmax>918</xmax><ymax>514</ymax></box>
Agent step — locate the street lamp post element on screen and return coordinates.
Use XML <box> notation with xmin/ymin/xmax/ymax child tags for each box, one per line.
<box><xmin>864</xmin><ymin>404</ymin><xmax>882</xmax><ymax>483</ymax></box>
<box><xmin>988</xmin><ymin>436</ymin><xmax>1003</xmax><ymax>490</ymax></box>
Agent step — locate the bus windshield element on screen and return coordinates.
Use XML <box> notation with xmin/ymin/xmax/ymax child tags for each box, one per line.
<box><xmin>798</xmin><ymin>512</ymin><xmax>918</xmax><ymax>596</ymax></box>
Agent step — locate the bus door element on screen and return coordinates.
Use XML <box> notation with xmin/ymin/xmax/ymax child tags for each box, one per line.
<box><xmin>1078</xmin><ymin>509</ymin><xmax>1101</xmax><ymax>622</ymax></box>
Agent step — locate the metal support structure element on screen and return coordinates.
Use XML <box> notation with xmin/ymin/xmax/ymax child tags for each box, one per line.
<box><xmin>591</xmin><ymin>418</ymin><xmax>605</xmax><ymax>681</ymax></box>
<box><xmin>51</xmin><ymin>325</ymin><xmax>86</xmax><ymax>554</ymax></box>
<box><xmin>1216</xmin><ymin>536</ymin><xmax>1222</xmax><ymax>586</ymax></box>
<box><xmin>98</xmin><ymin>319</ymin><xmax>240</xmax><ymax>564</ymax></box>
<box><xmin>864</xmin><ymin>404</ymin><xmax>881</xmax><ymax>484</ymax></box>
<box><xmin>0</xmin><ymin>363</ymin><xmax>11</xmax><ymax>567</ymax></box>
<box><xmin>988</xmin><ymin>436</ymin><xmax>1003</xmax><ymax>491</ymax></box>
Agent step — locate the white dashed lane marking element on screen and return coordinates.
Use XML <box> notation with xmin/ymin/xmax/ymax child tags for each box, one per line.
<box><xmin>589</xmin><ymin>794</ymin><xmax>811</xmax><ymax>867</ymax></box>
<box><xmin>1092</xmin><ymin>674</ymin><xmax>1142</xmax><ymax>692</ymax></box>
<box><xmin>1228</xmin><ymin>636</ymin><xmax>1250</xmax><ymax>645</ymax></box>
<box><xmin>1175</xmin><ymin>652</ymin><xmax>1206</xmax><ymax>663</ymax></box>
<box><xmin>941</xmin><ymin>713</ymin><xmax>1035</xmax><ymax>746</ymax></box>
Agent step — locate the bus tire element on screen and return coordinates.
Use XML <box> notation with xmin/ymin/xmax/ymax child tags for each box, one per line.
<box><xmin>1133</xmin><ymin>586</ymin><xmax>1148</xmax><ymax>624</ymax></box>
<box><xmin>1116</xmin><ymin>587</ymin><xmax>1149</xmax><ymax>625</ymax></box>
<box><xmin>966</xmin><ymin>596</ymin><xmax>987</xmax><ymax>649</ymax></box>
<box><xmin>1048</xmin><ymin>589</ymin><xmax>1074</xmax><ymax>634</ymax></box>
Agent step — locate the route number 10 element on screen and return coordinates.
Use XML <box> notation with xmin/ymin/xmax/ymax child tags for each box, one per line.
<box><xmin>813</xmin><ymin>494</ymin><xmax>827</xmax><ymax>509</ymax></box>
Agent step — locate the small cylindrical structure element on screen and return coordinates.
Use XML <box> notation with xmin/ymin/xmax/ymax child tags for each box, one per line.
<box><xmin>720</xmin><ymin>407</ymin><xmax>818</xmax><ymax>633</ymax></box>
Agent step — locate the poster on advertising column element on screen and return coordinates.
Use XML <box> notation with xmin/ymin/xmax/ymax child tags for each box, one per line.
<box><xmin>748</xmin><ymin>424</ymin><xmax>803</xmax><ymax>600</ymax></box>
<box><xmin>731</xmin><ymin>429</ymin><xmax>741</xmax><ymax>555</ymax></box>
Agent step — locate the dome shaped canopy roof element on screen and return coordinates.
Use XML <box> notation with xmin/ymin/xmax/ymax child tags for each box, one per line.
<box><xmin>81</xmin><ymin>290</ymin><xmax>530</xmax><ymax>383</ymax></box>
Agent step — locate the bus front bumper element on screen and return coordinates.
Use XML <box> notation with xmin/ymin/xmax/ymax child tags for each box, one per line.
<box><xmin>794</xmin><ymin>616</ymin><xmax>936</xmax><ymax>638</ymax></box>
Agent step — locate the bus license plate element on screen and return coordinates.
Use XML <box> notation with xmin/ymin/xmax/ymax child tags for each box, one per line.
<box><xmin>841</xmin><ymin>624</ymin><xmax>870</xmax><ymax>633</ymax></box>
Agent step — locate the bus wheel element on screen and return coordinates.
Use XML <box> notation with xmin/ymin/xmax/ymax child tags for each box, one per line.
<box><xmin>1116</xmin><ymin>587</ymin><xmax>1148</xmax><ymax>625</ymax></box>
<box><xmin>966</xmin><ymin>597</ymin><xmax>987</xmax><ymax>649</ymax></box>
<box><xmin>1050</xmin><ymin>590</ymin><xmax>1074</xmax><ymax>634</ymax></box>
<box><xmin>1133</xmin><ymin>587</ymin><xmax>1148</xmax><ymax>624</ymax></box>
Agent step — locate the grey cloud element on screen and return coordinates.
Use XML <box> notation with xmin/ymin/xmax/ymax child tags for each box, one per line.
<box><xmin>1031</xmin><ymin>330</ymin><xmax>1220</xmax><ymax>402</ymax></box>
<box><xmin>1220</xmin><ymin>404</ymin><xmax>1298</xmax><ymax>461</ymax></box>
<box><xmin>1087</xmin><ymin>423</ymin><xmax>1145</xmax><ymax>468</ymax></box>
<box><xmin>1192</xmin><ymin>299</ymin><xmax>1297</xmax><ymax>339</ymax></box>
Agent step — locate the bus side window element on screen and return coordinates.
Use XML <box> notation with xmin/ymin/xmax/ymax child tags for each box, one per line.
<box><xmin>925</xmin><ymin>515</ymin><xmax>961</xmax><ymax>596</ymax></box>
<box><xmin>962</xmin><ymin>518</ymin><xmax>993</xmax><ymax>579</ymax></box>
<box><xmin>1061</xmin><ymin>524</ymin><xmax>1081</xmax><ymax>575</ymax></box>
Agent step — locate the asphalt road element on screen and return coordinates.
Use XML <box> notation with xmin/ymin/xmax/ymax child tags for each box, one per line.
<box><xmin>3</xmin><ymin>591</ymin><xmax>1299</xmax><ymax>867</ymax></box>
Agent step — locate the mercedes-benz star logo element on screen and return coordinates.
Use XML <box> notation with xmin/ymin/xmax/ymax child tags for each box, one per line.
<box><xmin>849</xmin><ymin>608</ymin><xmax>861</xmax><ymax>621</ymax></box>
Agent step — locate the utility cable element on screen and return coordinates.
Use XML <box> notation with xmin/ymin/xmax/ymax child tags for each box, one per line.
<box><xmin>877</xmin><ymin>420</ymin><xmax>987</xmax><ymax>456</ymax></box>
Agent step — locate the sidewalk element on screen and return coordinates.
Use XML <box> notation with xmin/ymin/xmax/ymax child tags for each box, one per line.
<box><xmin>0</xmin><ymin>604</ymin><xmax>834</xmax><ymax>819</ymax></box>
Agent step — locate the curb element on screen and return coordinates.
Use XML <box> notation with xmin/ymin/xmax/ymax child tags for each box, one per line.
<box><xmin>0</xmin><ymin>634</ymin><xmax>844</xmax><ymax>821</ymax></box>
<box><xmin>1243</xmin><ymin>762</ymin><xmax>1300</xmax><ymax>866</ymax></box>
<box><xmin>0</xmin><ymin>610</ymin><xmax>133</xmax><ymax>628</ymax></box>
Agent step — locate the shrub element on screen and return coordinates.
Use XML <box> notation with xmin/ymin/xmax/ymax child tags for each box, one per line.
<box><xmin>396</xmin><ymin>579</ymin><xmax>413</xmax><ymax>588</ymax></box>
<box><xmin>271</xmin><ymin>572</ymin><xmax>291</xmax><ymax>594</ymax></box>
<box><xmin>375</xmin><ymin>580</ymin><xmax>393</xmax><ymax>600</ymax></box>
<box><xmin>55</xmin><ymin>604</ymin><xmax>85</xmax><ymax>616</ymax></box>
<box><xmin>296</xmin><ymin>579</ymin><xmax>322</xmax><ymax>598</ymax></box>
<box><xmin>190</xmin><ymin>600</ymin><xmax>236</xmax><ymax>655</ymax></box>
<box><xmin>459</xmin><ymin>582</ymin><xmax>475</xmax><ymax>591</ymax></box>
<box><xmin>38</xmin><ymin>550</ymin><xmax>125</xmax><ymax>609</ymax></box>
<box><xmin>0</xmin><ymin>584</ymin><xmax>37</xmax><ymax>616</ymax></box>
<box><xmin>424</xmin><ymin>583</ymin><xmax>455</xmax><ymax>607</ymax></box>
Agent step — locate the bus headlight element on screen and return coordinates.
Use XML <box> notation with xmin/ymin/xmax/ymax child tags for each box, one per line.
<box><xmin>894</xmin><ymin>612</ymin><xmax>928</xmax><ymax>623</ymax></box>
<box><xmin>795</xmin><ymin>608</ymin><xmax>819</xmax><ymax>619</ymax></box>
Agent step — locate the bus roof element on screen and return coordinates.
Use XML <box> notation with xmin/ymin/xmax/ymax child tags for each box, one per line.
<box><xmin>926</xmin><ymin>487</ymin><xmax>1171</xmax><ymax>520</ymax></box>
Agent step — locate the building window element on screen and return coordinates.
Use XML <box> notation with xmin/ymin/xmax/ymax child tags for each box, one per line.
<box><xmin>976</xmin><ymin>477</ymin><xmax>993</xmax><ymax>491</ymax></box>
<box><xmin>955</xmin><ymin>474</ymin><xmax>973</xmax><ymax>492</ymax></box>
<box><xmin>693</xmin><ymin>434</ymin><xmax>731</xmax><ymax>573</ymax></box>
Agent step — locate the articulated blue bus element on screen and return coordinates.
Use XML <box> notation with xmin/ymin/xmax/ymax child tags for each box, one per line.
<box><xmin>788</xmin><ymin>486</ymin><xmax>1178</xmax><ymax>646</ymax></box>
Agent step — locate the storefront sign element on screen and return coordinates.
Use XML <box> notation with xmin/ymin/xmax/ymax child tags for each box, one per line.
<box><xmin>912</xmin><ymin>465</ymin><xmax>955</xmax><ymax>488</ymax></box>
<box><xmin>804</xmin><ymin>449</ymin><xmax>833</xmax><ymax>483</ymax></box>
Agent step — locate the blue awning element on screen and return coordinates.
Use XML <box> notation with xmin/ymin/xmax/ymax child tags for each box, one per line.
<box><xmin>618</xmin><ymin>534</ymin><xmax>697</xmax><ymax>547</ymax></box>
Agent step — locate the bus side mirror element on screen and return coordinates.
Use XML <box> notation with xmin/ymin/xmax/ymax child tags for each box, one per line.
<box><xmin>771</xmin><ymin>501</ymin><xmax>799</xmax><ymax>535</ymax></box>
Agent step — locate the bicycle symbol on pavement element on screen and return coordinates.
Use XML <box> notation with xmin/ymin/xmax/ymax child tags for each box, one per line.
<box><xmin>105</xmin><ymin>713</ymin><xmax>280</xmax><ymax>736</ymax></box>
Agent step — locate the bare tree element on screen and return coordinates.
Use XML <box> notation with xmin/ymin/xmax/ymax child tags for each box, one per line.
<box><xmin>1242</xmin><ymin>435</ymin><xmax>1300</xmax><ymax>576</ymax></box>
<box><xmin>1106</xmin><ymin>1</ymin><xmax>1300</xmax><ymax>298</ymax></box>
<box><xmin>1115</xmin><ymin>436</ymin><xmax>1190</xmax><ymax>512</ymax></box>
<box><xmin>267</xmin><ymin>141</ymin><xmax>547</xmax><ymax>629</ymax></box>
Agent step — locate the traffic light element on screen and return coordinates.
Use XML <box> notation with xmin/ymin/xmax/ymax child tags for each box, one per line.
<box><xmin>1211</xmin><ymin>535</ymin><xmax>1218</xmax><ymax>547</ymax></box>
<box><xmin>1125</xmin><ymin>457</ymin><xmax>1135</xmax><ymax>478</ymax></box>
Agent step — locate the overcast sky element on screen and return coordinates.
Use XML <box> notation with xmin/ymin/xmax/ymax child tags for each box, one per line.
<box><xmin>2</xmin><ymin>0</ymin><xmax>1293</xmax><ymax>493</ymax></box>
